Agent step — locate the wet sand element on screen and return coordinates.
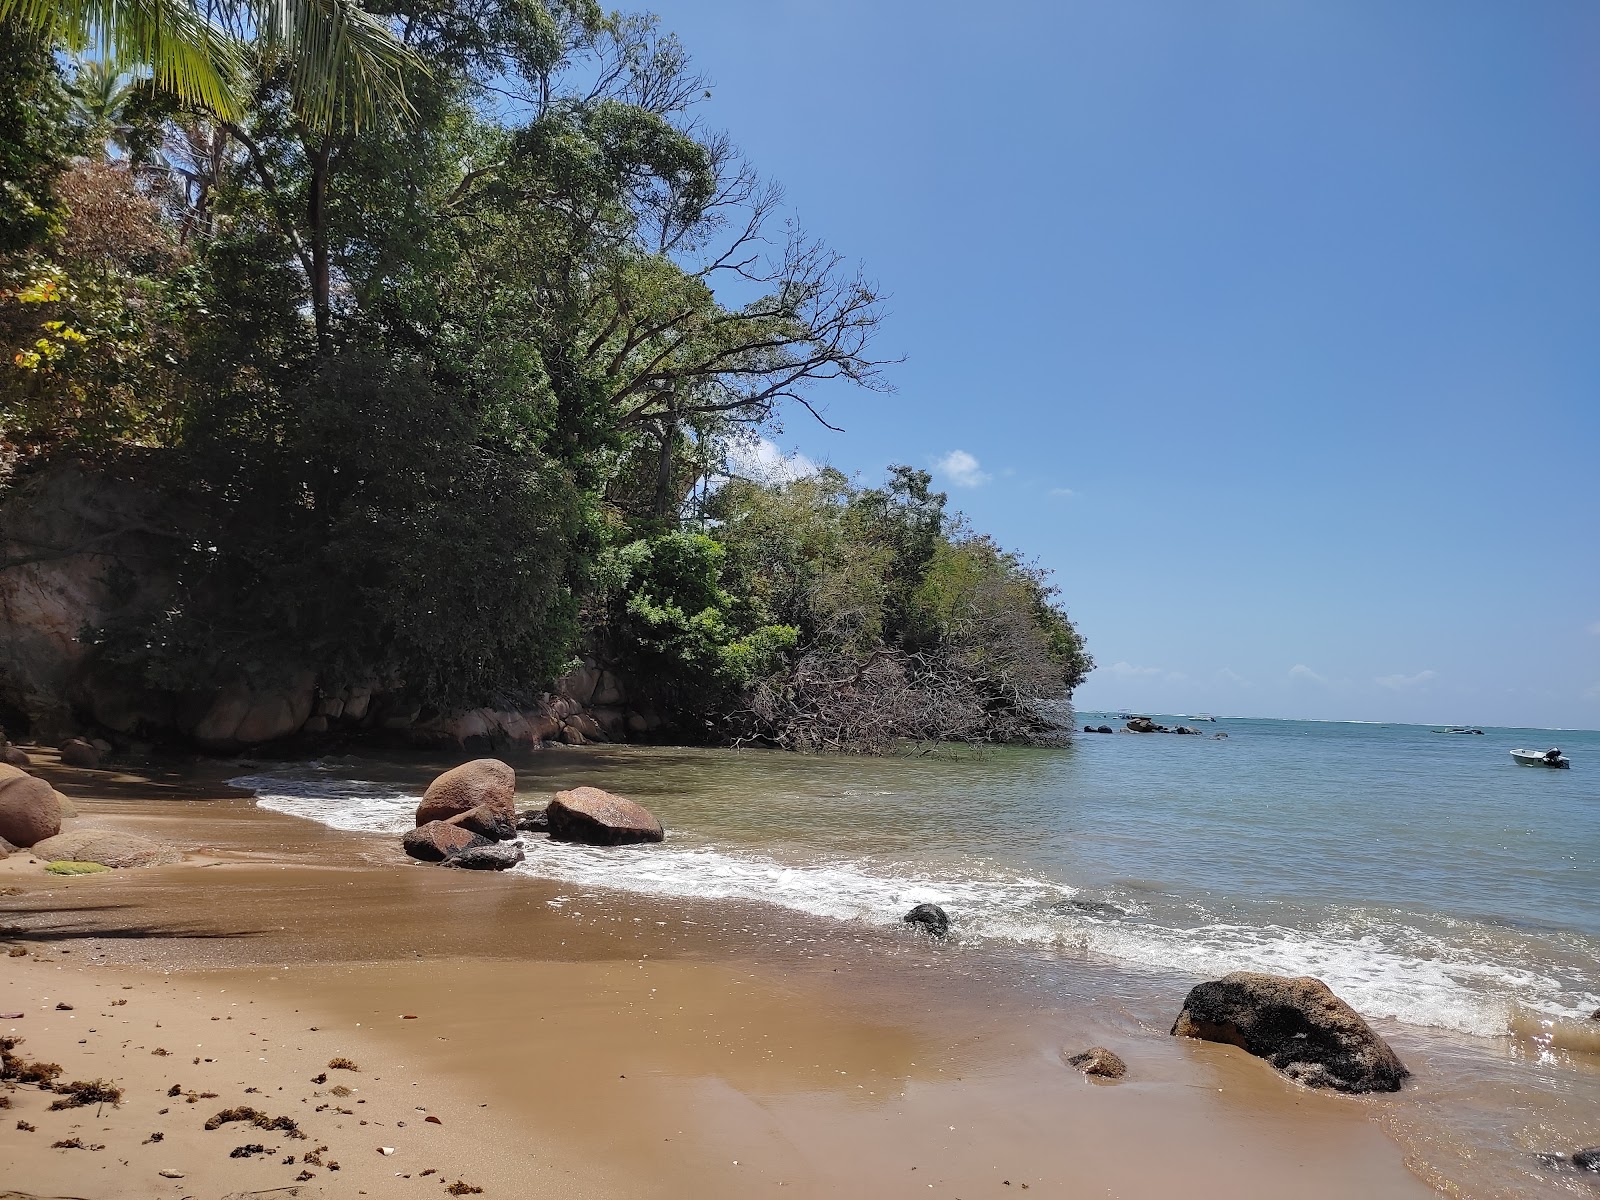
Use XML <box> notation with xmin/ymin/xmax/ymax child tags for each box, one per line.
<box><xmin>2</xmin><ymin>757</ymin><xmax>1444</xmax><ymax>1198</ymax></box>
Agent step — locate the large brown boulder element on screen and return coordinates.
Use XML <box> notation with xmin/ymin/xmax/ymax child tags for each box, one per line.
<box><xmin>0</xmin><ymin>763</ymin><xmax>64</xmax><ymax>848</ymax></box>
<box><xmin>401</xmin><ymin>821</ymin><xmax>490</xmax><ymax>862</ymax></box>
<box><xmin>546</xmin><ymin>786</ymin><xmax>663</xmax><ymax>846</ymax></box>
<box><xmin>30</xmin><ymin>828</ymin><xmax>180</xmax><ymax>868</ymax></box>
<box><xmin>59</xmin><ymin>737</ymin><xmax>103</xmax><ymax>768</ymax></box>
<box><xmin>1</xmin><ymin>743</ymin><xmax>31</xmax><ymax>767</ymax></box>
<box><xmin>415</xmin><ymin>759</ymin><xmax>516</xmax><ymax>826</ymax></box>
<box><xmin>1171</xmin><ymin>971</ymin><xmax>1408</xmax><ymax>1093</ymax></box>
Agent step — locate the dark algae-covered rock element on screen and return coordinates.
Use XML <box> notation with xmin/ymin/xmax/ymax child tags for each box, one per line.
<box><xmin>1170</xmin><ymin>971</ymin><xmax>1408</xmax><ymax>1093</ymax></box>
<box><xmin>902</xmin><ymin>903</ymin><xmax>950</xmax><ymax>938</ymax></box>
<box><xmin>441</xmin><ymin>843</ymin><xmax>525</xmax><ymax>871</ymax></box>
<box><xmin>1064</xmin><ymin>1047</ymin><xmax>1126</xmax><ymax>1079</ymax></box>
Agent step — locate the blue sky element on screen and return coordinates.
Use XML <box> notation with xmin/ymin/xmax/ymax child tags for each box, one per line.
<box><xmin>668</xmin><ymin>0</ymin><xmax>1599</xmax><ymax>728</ymax></box>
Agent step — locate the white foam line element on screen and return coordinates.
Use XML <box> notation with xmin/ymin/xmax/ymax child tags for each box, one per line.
<box><xmin>230</xmin><ymin>768</ymin><xmax>1599</xmax><ymax>1038</ymax></box>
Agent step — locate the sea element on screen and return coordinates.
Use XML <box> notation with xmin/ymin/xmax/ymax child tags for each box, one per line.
<box><xmin>229</xmin><ymin>715</ymin><xmax>1600</xmax><ymax>1195</ymax></box>
<box><xmin>232</xmin><ymin>716</ymin><xmax>1600</xmax><ymax>1043</ymax></box>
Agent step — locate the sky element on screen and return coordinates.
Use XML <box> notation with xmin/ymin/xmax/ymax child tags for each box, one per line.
<box><xmin>664</xmin><ymin>0</ymin><xmax>1600</xmax><ymax>728</ymax></box>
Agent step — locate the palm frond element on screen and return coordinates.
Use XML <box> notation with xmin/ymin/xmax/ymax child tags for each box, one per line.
<box><xmin>251</xmin><ymin>0</ymin><xmax>419</xmax><ymax>131</ymax></box>
<box><xmin>1</xmin><ymin>0</ymin><xmax>246</xmax><ymax>117</ymax></box>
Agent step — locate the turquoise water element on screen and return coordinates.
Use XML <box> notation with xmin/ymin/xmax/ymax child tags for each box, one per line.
<box><xmin>238</xmin><ymin>716</ymin><xmax>1600</xmax><ymax>1041</ymax></box>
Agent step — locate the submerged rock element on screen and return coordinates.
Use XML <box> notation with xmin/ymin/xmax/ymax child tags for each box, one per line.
<box><xmin>416</xmin><ymin>759</ymin><xmax>516</xmax><ymax>826</ymax></box>
<box><xmin>1574</xmin><ymin>1148</ymin><xmax>1600</xmax><ymax>1171</ymax></box>
<box><xmin>1064</xmin><ymin>1047</ymin><xmax>1126</xmax><ymax>1079</ymax></box>
<box><xmin>1064</xmin><ymin>900</ymin><xmax>1125</xmax><ymax>919</ymax></box>
<box><xmin>402</xmin><ymin>821</ymin><xmax>491</xmax><ymax>862</ymax></box>
<box><xmin>441</xmin><ymin>843</ymin><xmax>525</xmax><ymax>871</ymax></box>
<box><xmin>903</xmin><ymin>903</ymin><xmax>950</xmax><ymax>938</ymax></box>
<box><xmin>546</xmin><ymin>786</ymin><xmax>663</xmax><ymax>846</ymax></box>
<box><xmin>1170</xmin><ymin>971</ymin><xmax>1408</xmax><ymax>1093</ymax></box>
<box><xmin>30</xmin><ymin>828</ymin><xmax>180</xmax><ymax>868</ymax></box>
<box><xmin>0</xmin><ymin>763</ymin><xmax>64</xmax><ymax>848</ymax></box>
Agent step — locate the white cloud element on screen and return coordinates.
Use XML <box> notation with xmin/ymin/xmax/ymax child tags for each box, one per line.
<box><xmin>1288</xmin><ymin>664</ymin><xmax>1326</xmax><ymax>684</ymax></box>
<box><xmin>1375</xmin><ymin>669</ymin><xmax>1437</xmax><ymax>691</ymax></box>
<box><xmin>1048</xmin><ymin>487</ymin><xmax>1076</xmax><ymax>498</ymax></box>
<box><xmin>1107</xmin><ymin>661</ymin><xmax>1162</xmax><ymax>678</ymax></box>
<box><xmin>1105</xmin><ymin>661</ymin><xmax>1187</xmax><ymax>683</ymax></box>
<box><xmin>726</xmin><ymin>437</ymin><xmax>818</xmax><ymax>484</ymax></box>
<box><xmin>935</xmin><ymin>449</ymin><xmax>991</xmax><ymax>488</ymax></box>
<box><xmin>1588</xmin><ymin>621</ymin><xmax>1600</xmax><ymax>636</ymax></box>
<box><xmin>1216</xmin><ymin>668</ymin><xmax>1252</xmax><ymax>687</ymax></box>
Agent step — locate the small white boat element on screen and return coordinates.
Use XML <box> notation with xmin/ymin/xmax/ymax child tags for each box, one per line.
<box><xmin>1510</xmin><ymin>748</ymin><xmax>1570</xmax><ymax>769</ymax></box>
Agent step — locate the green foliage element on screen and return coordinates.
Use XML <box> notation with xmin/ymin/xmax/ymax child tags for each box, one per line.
<box><xmin>709</xmin><ymin>466</ymin><xmax>1092</xmax><ymax>747</ymax></box>
<box><xmin>0</xmin><ymin>22</ymin><xmax>73</xmax><ymax>258</ymax></box>
<box><xmin>598</xmin><ymin>531</ymin><xmax>797</xmax><ymax>708</ymax></box>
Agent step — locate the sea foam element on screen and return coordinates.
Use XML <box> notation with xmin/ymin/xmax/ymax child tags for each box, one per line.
<box><xmin>232</xmin><ymin>765</ymin><xmax>1599</xmax><ymax>1040</ymax></box>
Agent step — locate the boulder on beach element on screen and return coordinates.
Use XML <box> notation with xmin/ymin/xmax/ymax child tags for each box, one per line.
<box><xmin>402</xmin><ymin>821</ymin><xmax>491</xmax><ymax>862</ymax></box>
<box><xmin>1064</xmin><ymin>1046</ymin><xmax>1126</xmax><ymax>1079</ymax></box>
<box><xmin>1</xmin><ymin>743</ymin><xmax>30</xmax><ymax>767</ymax></box>
<box><xmin>441</xmin><ymin>843</ymin><xmax>525</xmax><ymax>871</ymax></box>
<box><xmin>59</xmin><ymin>737</ymin><xmax>103</xmax><ymax>767</ymax></box>
<box><xmin>30</xmin><ymin>828</ymin><xmax>180</xmax><ymax>868</ymax></box>
<box><xmin>415</xmin><ymin>758</ymin><xmax>516</xmax><ymax>826</ymax></box>
<box><xmin>546</xmin><ymin>786</ymin><xmax>663</xmax><ymax>846</ymax></box>
<box><xmin>1170</xmin><ymin>971</ymin><xmax>1408</xmax><ymax>1093</ymax></box>
<box><xmin>903</xmin><ymin>902</ymin><xmax>950</xmax><ymax>938</ymax></box>
<box><xmin>444</xmin><ymin>804</ymin><xmax>516</xmax><ymax>842</ymax></box>
<box><xmin>0</xmin><ymin>763</ymin><xmax>64</xmax><ymax>848</ymax></box>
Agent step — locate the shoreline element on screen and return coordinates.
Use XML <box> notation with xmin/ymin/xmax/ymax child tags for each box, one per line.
<box><xmin>0</xmin><ymin>750</ymin><xmax>1591</xmax><ymax>1197</ymax></box>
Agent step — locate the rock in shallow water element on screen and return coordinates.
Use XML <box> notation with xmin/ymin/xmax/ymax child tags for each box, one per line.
<box><xmin>515</xmin><ymin>807</ymin><xmax>549</xmax><ymax>833</ymax></box>
<box><xmin>902</xmin><ymin>903</ymin><xmax>950</xmax><ymax>938</ymax></box>
<box><xmin>444</xmin><ymin>804</ymin><xmax>516</xmax><ymax>842</ymax></box>
<box><xmin>441</xmin><ymin>843</ymin><xmax>525</xmax><ymax>871</ymax></box>
<box><xmin>546</xmin><ymin>786</ymin><xmax>663</xmax><ymax>846</ymax></box>
<box><xmin>1170</xmin><ymin>971</ymin><xmax>1409</xmax><ymax>1093</ymax></box>
<box><xmin>1064</xmin><ymin>1047</ymin><xmax>1126</xmax><ymax>1078</ymax></box>
<box><xmin>402</xmin><ymin>821</ymin><xmax>490</xmax><ymax>862</ymax></box>
<box><xmin>415</xmin><ymin>758</ymin><xmax>516</xmax><ymax>826</ymax></box>
<box><xmin>1574</xmin><ymin>1147</ymin><xmax>1600</xmax><ymax>1171</ymax></box>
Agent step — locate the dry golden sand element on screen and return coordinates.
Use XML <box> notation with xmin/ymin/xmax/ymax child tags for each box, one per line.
<box><xmin>0</xmin><ymin>756</ymin><xmax>1442</xmax><ymax>1199</ymax></box>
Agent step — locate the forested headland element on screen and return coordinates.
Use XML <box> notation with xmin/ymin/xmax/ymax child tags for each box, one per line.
<box><xmin>0</xmin><ymin>0</ymin><xmax>1090</xmax><ymax>752</ymax></box>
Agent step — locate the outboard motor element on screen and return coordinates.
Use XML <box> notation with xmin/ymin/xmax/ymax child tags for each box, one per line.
<box><xmin>1545</xmin><ymin>747</ymin><xmax>1562</xmax><ymax>764</ymax></box>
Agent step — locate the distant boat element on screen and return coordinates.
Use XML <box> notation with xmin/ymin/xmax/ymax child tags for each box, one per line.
<box><xmin>1510</xmin><ymin>747</ymin><xmax>1570</xmax><ymax>769</ymax></box>
<box><xmin>1188</xmin><ymin>714</ymin><xmax>1218</xmax><ymax>722</ymax></box>
<box><xmin>1434</xmin><ymin>727</ymin><xmax>1484</xmax><ymax>735</ymax></box>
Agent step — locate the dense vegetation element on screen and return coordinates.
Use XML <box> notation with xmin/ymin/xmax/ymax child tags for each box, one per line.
<box><xmin>0</xmin><ymin>0</ymin><xmax>1090</xmax><ymax>750</ymax></box>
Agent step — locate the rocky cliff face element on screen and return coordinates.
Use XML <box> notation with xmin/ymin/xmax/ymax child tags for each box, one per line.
<box><xmin>0</xmin><ymin>461</ymin><xmax>178</xmax><ymax>739</ymax></box>
<box><xmin>1</xmin><ymin>462</ymin><xmax>656</xmax><ymax>751</ymax></box>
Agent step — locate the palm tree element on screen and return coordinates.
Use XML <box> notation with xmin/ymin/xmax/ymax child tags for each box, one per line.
<box><xmin>66</xmin><ymin>56</ymin><xmax>140</xmax><ymax>153</ymax></box>
<box><xmin>0</xmin><ymin>0</ymin><xmax>417</xmax><ymax>131</ymax></box>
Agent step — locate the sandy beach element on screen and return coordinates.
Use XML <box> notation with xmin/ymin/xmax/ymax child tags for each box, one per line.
<box><xmin>3</xmin><ymin>754</ymin><xmax>1449</xmax><ymax>1198</ymax></box>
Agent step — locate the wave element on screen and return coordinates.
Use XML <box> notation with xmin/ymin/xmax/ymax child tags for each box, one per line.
<box><xmin>230</xmin><ymin>766</ymin><xmax>1600</xmax><ymax>1040</ymax></box>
